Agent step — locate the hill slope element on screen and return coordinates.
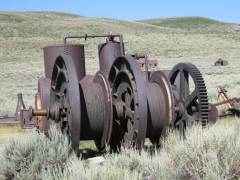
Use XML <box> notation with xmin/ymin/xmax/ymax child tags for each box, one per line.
<box><xmin>139</xmin><ymin>16</ymin><xmax>222</xmax><ymax>29</ymax></box>
<box><xmin>0</xmin><ymin>12</ymin><xmax>240</xmax><ymax>115</ymax></box>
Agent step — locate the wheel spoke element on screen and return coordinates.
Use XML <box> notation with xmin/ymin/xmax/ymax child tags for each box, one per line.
<box><xmin>124</xmin><ymin>92</ymin><xmax>131</xmax><ymax>106</ymax></box>
<box><xmin>179</xmin><ymin>70</ymin><xmax>189</xmax><ymax>102</ymax></box>
<box><xmin>113</xmin><ymin>93</ymin><xmax>118</xmax><ymax>99</ymax></box>
<box><xmin>186</xmin><ymin>89</ymin><xmax>197</xmax><ymax>108</ymax></box>
<box><xmin>121</xmin><ymin>63</ymin><xmax>127</xmax><ymax>71</ymax></box>
<box><xmin>55</xmin><ymin>64</ymin><xmax>61</xmax><ymax>74</ymax></box>
<box><xmin>109</xmin><ymin>66</ymin><xmax>119</xmax><ymax>84</ymax></box>
<box><xmin>113</xmin><ymin>65</ymin><xmax>119</xmax><ymax>75</ymax></box>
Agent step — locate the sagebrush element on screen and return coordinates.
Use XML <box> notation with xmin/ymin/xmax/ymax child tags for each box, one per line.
<box><xmin>0</xmin><ymin>118</ymin><xmax>240</xmax><ymax>180</ymax></box>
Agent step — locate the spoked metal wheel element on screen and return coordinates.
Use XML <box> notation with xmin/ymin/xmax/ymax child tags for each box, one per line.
<box><xmin>169</xmin><ymin>63</ymin><xmax>208</xmax><ymax>137</ymax></box>
<box><xmin>108</xmin><ymin>56</ymin><xmax>147</xmax><ymax>151</ymax></box>
<box><xmin>49</xmin><ymin>55</ymin><xmax>81</xmax><ymax>153</ymax></box>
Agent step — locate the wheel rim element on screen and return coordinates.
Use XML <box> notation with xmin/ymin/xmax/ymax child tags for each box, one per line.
<box><xmin>50</xmin><ymin>55</ymin><xmax>81</xmax><ymax>153</ymax></box>
<box><xmin>169</xmin><ymin>63</ymin><xmax>208</xmax><ymax>135</ymax></box>
<box><xmin>108</xmin><ymin>55</ymin><xmax>147</xmax><ymax>150</ymax></box>
<box><xmin>93</xmin><ymin>72</ymin><xmax>113</xmax><ymax>151</ymax></box>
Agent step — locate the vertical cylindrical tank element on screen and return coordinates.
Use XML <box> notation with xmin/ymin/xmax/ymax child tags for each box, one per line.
<box><xmin>98</xmin><ymin>42</ymin><xmax>123</xmax><ymax>76</ymax></box>
<box><xmin>43</xmin><ymin>44</ymin><xmax>86</xmax><ymax>80</ymax></box>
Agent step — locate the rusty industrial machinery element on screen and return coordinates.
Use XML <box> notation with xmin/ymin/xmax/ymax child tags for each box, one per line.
<box><xmin>208</xmin><ymin>87</ymin><xmax>240</xmax><ymax>123</ymax></box>
<box><xmin>1</xmin><ymin>34</ymin><xmax>210</xmax><ymax>153</ymax></box>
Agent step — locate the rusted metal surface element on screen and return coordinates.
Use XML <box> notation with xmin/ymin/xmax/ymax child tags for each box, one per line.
<box><xmin>79</xmin><ymin>75</ymin><xmax>105</xmax><ymax>140</ymax></box>
<box><xmin>98</xmin><ymin>42</ymin><xmax>122</xmax><ymax>76</ymax></box>
<box><xmin>93</xmin><ymin>72</ymin><xmax>113</xmax><ymax>151</ymax></box>
<box><xmin>208</xmin><ymin>103</ymin><xmax>218</xmax><ymax>124</ymax></box>
<box><xmin>20</xmin><ymin>109</ymin><xmax>35</xmax><ymax>129</ymax></box>
<box><xmin>0</xmin><ymin>116</ymin><xmax>18</xmax><ymax>124</ymax></box>
<box><xmin>50</xmin><ymin>55</ymin><xmax>81</xmax><ymax>153</ymax></box>
<box><xmin>10</xmin><ymin>34</ymin><xmax>214</xmax><ymax>153</ymax></box>
<box><xmin>108</xmin><ymin>55</ymin><xmax>148</xmax><ymax>150</ymax></box>
<box><xmin>213</xmin><ymin>97</ymin><xmax>240</xmax><ymax>107</ymax></box>
<box><xmin>15</xmin><ymin>93</ymin><xmax>26</xmax><ymax>122</ymax></box>
<box><xmin>43</xmin><ymin>44</ymin><xmax>86</xmax><ymax>80</ymax></box>
<box><xmin>63</xmin><ymin>34</ymin><xmax>124</xmax><ymax>55</ymax></box>
<box><xmin>146</xmin><ymin>71</ymin><xmax>174</xmax><ymax>144</ymax></box>
<box><xmin>133</xmin><ymin>54</ymin><xmax>158</xmax><ymax>71</ymax></box>
<box><xmin>35</xmin><ymin>78</ymin><xmax>50</xmax><ymax>133</ymax></box>
<box><xmin>211</xmin><ymin>87</ymin><xmax>240</xmax><ymax>118</ymax></box>
<box><xmin>169</xmin><ymin>63</ymin><xmax>209</xmax><ymax>135</ymax></box>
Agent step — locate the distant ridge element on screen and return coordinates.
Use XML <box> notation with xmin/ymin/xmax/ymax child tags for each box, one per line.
<box><xmin>139</xmin><ymin>16</ymin><xmax>226</xmax><ymax>29</ymax></box>
<box><xmin>0</xmin><ymin>11</ymin><xmax>82</xmax><ymax>17</ymax></box>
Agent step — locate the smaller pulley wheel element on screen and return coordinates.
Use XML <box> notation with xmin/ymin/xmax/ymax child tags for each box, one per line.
<box><xmin>49</xmin><ymin>54</ymin><xmax>81</xmax><ymax>153</ymax></box>
<box><xmin>169</xmin><ymin>63</ymin><xmax>209</xmax><ymax>135</ymax></box>
<box><xmin>147</xmin><ymin>71</ymin><xmax>174</xmax><ymax>145</ymax></box>
<box><xmin>93</xmin><ymin>72</ymin><xmax>113</xmax><ymax>151</ymax></box>
<box><xmin>35</xmin><ymin>77</ymin><xmax>50</xmax><ymax>134</ymax></box>
<box><xmin>108</xmin><ymin>55</ymin><xmax>147</xmax><ymax>151</ymax></box>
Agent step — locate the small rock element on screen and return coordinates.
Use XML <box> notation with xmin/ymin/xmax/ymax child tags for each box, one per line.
<box><xmin>84</xmin><ymin>156</ymin><xmax>105</xmax><ymax>167</ymax></box>
<box><xmin>214</xmin><ymin>58</ymin><xmax>228</xmax><ymax>66</ymax></box>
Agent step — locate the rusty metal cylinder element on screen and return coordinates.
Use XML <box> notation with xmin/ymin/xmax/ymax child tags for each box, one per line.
<box><xmin>43</xmin><ymin>44</ymin><xmax>86</xmax><ymax>80</ymax></box>
<box><xmin>146</xmin><ymin>82</ymin><xmax>167</xmax><ymax>138</ymax></box>
<box><xmin>98</xmin><ymin>42</ymin><xmax>122</xmax><ymax>76</ymax></box>
<box><xmin>79</xmin><ymin>75</ymin><xmax>105</xmax><ymax>140</ymax></box>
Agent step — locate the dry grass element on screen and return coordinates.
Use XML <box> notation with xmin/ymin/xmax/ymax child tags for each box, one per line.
<box><xmin>0</xmin><ymin>12</ymin><xmax>240</xmax><ymax>115</ymax></box>
<box><xmin>0</xmin><ymin>124</ymin><xmax>28</xmax><ymax>144</ymax></box>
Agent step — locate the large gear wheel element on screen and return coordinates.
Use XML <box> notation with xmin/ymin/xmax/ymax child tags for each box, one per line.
<box><xmin>169</xmin><ymin>63</ymin><xmax>208</xmax><ymax>135</ymax></box>
<box><xmin>108</xmin><ymin>55</ymin><xmax>147</xmax><ymax>151</ymax></box>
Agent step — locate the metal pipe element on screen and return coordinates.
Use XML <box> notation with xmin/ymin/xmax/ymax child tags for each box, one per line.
<box><xmin>213</xmin><ymin>97</ymin><xmax>240</xmax><ymax>107</ymax></box>
<box><xmin>0</xmin><ymin>117</ymin><xmax>18</xmax><ymax>124</ymax></box>
<box><xmin>32</xmin><ymin>109</ymin><xmax>48</xmax><ymax>116</ymax></box>
<box><xmin>64</xmin><ymin>34</ymin><xmax>124</xmax><ymax>55</ymax></box>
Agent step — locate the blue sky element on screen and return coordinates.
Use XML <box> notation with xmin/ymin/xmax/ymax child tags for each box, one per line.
<box><xmin>1</xmin><ymin>0</ymin><xmax>239</xmax><ymax>23</ymax></box>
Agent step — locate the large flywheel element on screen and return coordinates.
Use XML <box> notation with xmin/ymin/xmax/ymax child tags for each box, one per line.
<box><xmin>108</xmin><ymin>55</ymin><xmax>147</xmax><ymax>151</ymax></box>
<box><xmin>49</xmin><ymin>55</ymin><xmax>81</xmax><ymax>153</ymax></box>
<box><xmin>169</xmin><ymin>63</ymin><xmax>208</xmax><ymax>135</ymax></box>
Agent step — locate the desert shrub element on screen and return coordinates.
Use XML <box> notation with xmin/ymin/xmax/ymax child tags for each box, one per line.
<box><xmin>1</xmin><ymin>119</ymin><xmax>240</xmax><ymax>180</ymax></box>
<box><xmin>0</xmin><ymin>126</ymin><xmax>71</xmax><ymax>180</ymax></box>
<box><xmin>159</xmin><ymin>120</ymin><xmax>240</xmax><ymax>180</ymax></box>
<box><xmin>48</xmin><ymin>119</ymin><xmax>240</xmax><ymax>180</ymax></box>
<box><xmin>41</xmin><ymin>148</ymin><xmax>153</xmax><ymax>180</ymax></box>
